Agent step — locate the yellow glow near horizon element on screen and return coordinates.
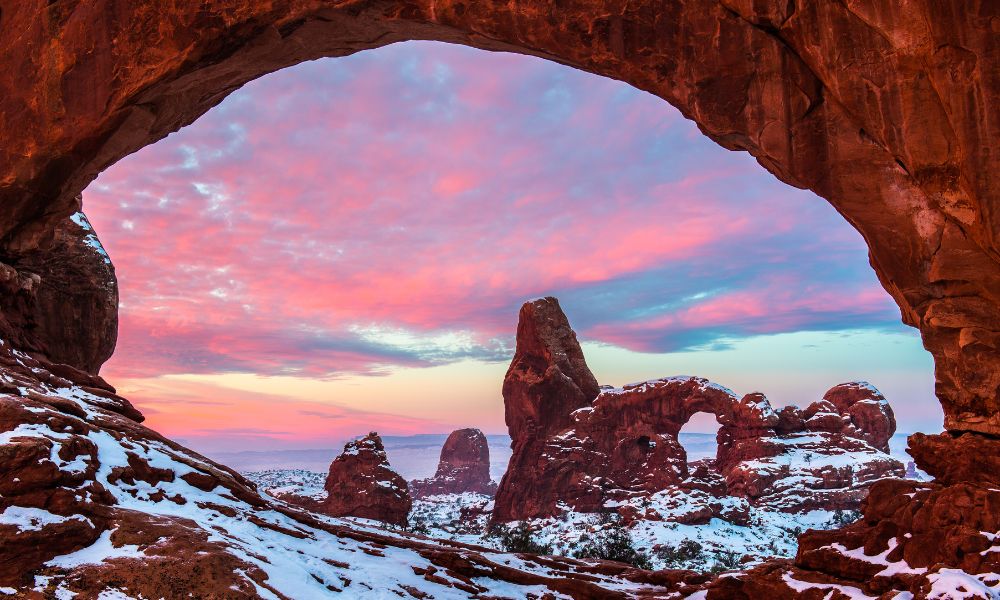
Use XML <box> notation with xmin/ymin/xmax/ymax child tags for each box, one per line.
<box><xmin>115</xmin><ymin>327</ymin><xmax>940</xmax><ymax>452</ymax></box>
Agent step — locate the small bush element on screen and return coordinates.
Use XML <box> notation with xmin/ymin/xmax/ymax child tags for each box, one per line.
<box><xmin>489</xmin><ymin>523</ymin><xmax>553</xmax><ymax>555</ymax></box>
<box><xmin>710</xmin><ymin>549</ymin><xmax>742</xmax><ymax>572</ymax></box>
<box><xmin>828</xmin><ymin>509</ymin><xmax>861</xmax><ymax>527</ymax></box>
<box><xmin>408</xmin><ymin>517</ymin><xmax>430</xmax><ymax>535</ymax></box>
<box><xmin>655</xmin><ymin>539</ymin><xmax>704</xmax><ymax>567</ymax></box>
<box><xmin>572</xmin><ymin>524</ymin><xmax>652</xmax><ymax>570</ymax></box>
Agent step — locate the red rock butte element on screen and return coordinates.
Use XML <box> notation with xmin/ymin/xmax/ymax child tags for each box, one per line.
<box><xmin>0</xmin><ymin>1</ymin><xmax>998</xmax><ymax>598</ymax></box>
<box><xmin>410</xmin><ymin>428</ymin><xmax>497</xmax><ymax>498</ymax></box>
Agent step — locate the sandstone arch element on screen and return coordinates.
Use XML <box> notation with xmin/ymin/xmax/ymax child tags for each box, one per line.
<box><xmin>493</xmin><ymin>297</ymin><xmax>904</xmax><ymax>523</ymax></box>
<box><xmin>2</xmin><ymin>5</ymin><xmax>998</xmax><ymax>592</ymax></box>
<box><xmin>1</xmin><ymin>1</ymin><xmax>997</xmax><ymax>436</ymax></box>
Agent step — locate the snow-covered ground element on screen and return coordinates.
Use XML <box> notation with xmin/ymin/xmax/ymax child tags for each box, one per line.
<box><xmin>245</xmin><ymin>468</ymin><xmax>863</xmax><ymax>572</ymax></box>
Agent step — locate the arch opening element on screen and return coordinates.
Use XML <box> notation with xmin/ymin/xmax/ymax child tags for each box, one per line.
<box><xmin>0</xmin><ymin>2</ymin><xmax>993</xmax><ymax>440</ymax></box>
<box><xmin>70</xmin><ymin>41</ymin><xmax>937</xmax><ymax>455</ymax></box>
<box><xmin>677</xmin><ymin>411</ymin><xmax>721</xmax><ymax>470</ymax></box>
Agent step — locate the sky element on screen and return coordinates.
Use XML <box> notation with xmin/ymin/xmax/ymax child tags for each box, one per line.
<box><xmin>81</xmin><ymin>41</ymin><xmax>942</xmax><ymax>454</ymax></box>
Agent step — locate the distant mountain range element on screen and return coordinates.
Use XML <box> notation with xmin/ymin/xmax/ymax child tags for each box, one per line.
<box><xmin>209</xmin><ymin>432</ymin><xmax>917</xmax><ymax>480</ymax></box>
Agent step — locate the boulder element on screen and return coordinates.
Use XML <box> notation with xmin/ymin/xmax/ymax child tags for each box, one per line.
<box><xmin>410</xmin><ymin>428</ymin><xmax>497</xmax><ymax>498</ymax></box>
<box><xmin>322</xmin><ymin>432</ymin><xmax>411</xmax><ymax>527</ymax></box>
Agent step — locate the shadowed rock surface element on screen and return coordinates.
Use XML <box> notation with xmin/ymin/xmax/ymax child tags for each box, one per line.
<box><xmin>410</xmin><ymin>428</ymin><xmax>497</xmax><ymax>498</ymax></box>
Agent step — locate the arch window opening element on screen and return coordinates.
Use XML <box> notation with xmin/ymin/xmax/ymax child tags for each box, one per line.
<box><xmin>678</xmin><ymin>411</ymin><xmax>721</xmax><ymax>472</ymax></box>
<box><xmin>78</xmin><ymin>40</ymin><xmax>937</xmax><ymax>571</ymax></box>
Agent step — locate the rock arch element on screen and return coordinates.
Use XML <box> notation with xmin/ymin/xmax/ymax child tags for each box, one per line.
<box><xmin>493</xmin><ymin>297</ymin><xmax>903</xmax><ymax>522</ymax></box>
<box><xmin>1</xmin><ymin>1</ymin><xmax>997</xmax><ymax>437</ymax></box>
<box><xmin>0</xmin><ymin>4</ymin><xmax>998</xmax><ymax>595</ymax></box>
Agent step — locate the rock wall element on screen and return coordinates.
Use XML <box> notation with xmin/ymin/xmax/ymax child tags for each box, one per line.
<box><xmin>0</xmin><ymin>201</ymin><xmax>118</xmax><ymax>378</ymax></box>
<box><xmin>492</xmin><ymin>298</ymin><xmax>904</xmax><ymax>523</ymax></box>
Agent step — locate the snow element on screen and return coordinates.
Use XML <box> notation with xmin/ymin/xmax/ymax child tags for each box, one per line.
<box><xmin>69</xmin><ymin>211</ymin><xmax>112</xmax><ymax>265</ymax></box>
<box><xmin>606</xmin><ymin>376</ymin><xmax>737</xmax><ymax>399</ymax></box>
<box><xmin>927</xmin><ymin>569</ymin><xmax>1000</xmax><ymax>599</ymax></box>
<box><xmin>45</xmin><ymin>529</ymin><xmax>145</xmax><ymax>568</ymax></box>
<box><xmin>781</xmin><ymin>572</ymin><xmax>874</xmax><ymax>599</ymax></box>
<box><xmin>96</xmin><ymin>591</ymin><xmax>138</xmax><ymax>600</ymax></box>
<box><xmin>0</xmin><ymin>506</ymin><xmax>91</xmax><ymax>532</ymax></box>
<box><xmin>826</xmin><ymin>538</ymin><xmax>926</xmax><ymax>577</ymax></box>
<box><xmin>248</xmin><ymin>468</ymin><xmax>327</xmax><ymax>501</ymax></box>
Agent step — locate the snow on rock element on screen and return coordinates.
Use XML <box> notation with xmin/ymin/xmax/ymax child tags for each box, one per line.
<box><xmin>0</xmin><ymin>506</ymin><xmax>90</xmax><ymax>533</ymax></box>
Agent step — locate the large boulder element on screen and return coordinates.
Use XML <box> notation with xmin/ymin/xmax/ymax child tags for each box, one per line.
<box><xmin>823</xmin><ymin>382</ymin><xmax>896</xmax><ymax>453</ymax></box>
<box><xmin>322</xmin><ymin>432</ymin><xmax>412</xmax><ymax>527</ymax></box>
<box><xmin>410</xmin><ymin>428</ymin><xmax>496</xmax><ymax>498</ymax></box>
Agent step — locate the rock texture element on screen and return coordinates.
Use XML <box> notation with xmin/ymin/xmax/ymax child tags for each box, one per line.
<box><xmin>0</xmin><ymin>205</ymin><xmax>118</xmax><ymax>377</ymax></box>
<box><xmin>493</xmin><ymin>299</ymin><xmax>905</xmax><ymax>524</ymax></box>
<box><xmin>321</xmin><ymin>432</ymin><xmax>412</xmax><ymax>527</ymax></box>
<box><xmin>410</xmin><ymin>428</ymin><xmax>497</xmax><ymax>498</ymax></box>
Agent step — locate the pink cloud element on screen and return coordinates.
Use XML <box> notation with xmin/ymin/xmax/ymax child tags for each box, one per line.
<box><xmin>83</xmin><ymin>41</ymin><xmax>904</xmax><ymax>405</ymax></box>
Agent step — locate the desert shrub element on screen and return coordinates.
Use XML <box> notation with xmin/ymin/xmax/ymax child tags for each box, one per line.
<box><xmin>489</xmin><ymin>523</ymin><xmax>553</xmax><ymax>555</ymax></box>
<box><xmin>828</xmin><ymin>509</ymin><xmax>861</xmax><ymax>527</ymax></box>
<box><xmin>572</xmin><ymin>524</ymin><xmax>653</xmax><ymax>570</ymax></box>
<box><xmin>709</xmin><ymin>549</ymin><xmax>742</xmax><ymax>572</ymax></box>
<box><xmin>597</xmin><ymin>511</ymin><xmax>619</xmax><ymax>526</ymax></box>
<box><xmin>655</xmin><ymin>539</ymin><xmax>704</xmax><ymax>567</ymax></box>
<box><xmin>408</xmin><ymin>517</ymin><xmax>430</xmax><ymax>535</ymax></box>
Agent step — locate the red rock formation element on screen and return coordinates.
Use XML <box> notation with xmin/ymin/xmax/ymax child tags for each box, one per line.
<box><xmin>493</xmin><ymin>297</ymin><xmax>601</xmax><ymax>522</ymax></box>
<box><xmin>410</xmin><ymin>428</ymin><xmax>497</xmax><ymax>498</ymax></box>
<box><xmin>823</xmin><ymin>382</ymin><xmax>896</xmax><ymax>453</ymax></box>
<box><xmin>0</xmin><ymin>204</ymin><xmax>120</xmax><ymax>384</ymax></box>
<box><xmin>322</xmin><ymin>432</ymin><xmax>412</xmax><ymax>527</ymax></box>
<box><xmin>493</xmin><ymin>299</ymin><xmax>904</xmax><ymax>524</ymax></box>
<box><xmin>502</xmin><ymin>297</ymin><xmax>600</xmax><ymax>442</ymax></box>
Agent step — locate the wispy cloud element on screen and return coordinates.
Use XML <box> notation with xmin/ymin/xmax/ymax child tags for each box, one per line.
<box><xmin>86</xmin><ymin>41</ymin><xmax>902</xmax><ymax>385</ymax></box>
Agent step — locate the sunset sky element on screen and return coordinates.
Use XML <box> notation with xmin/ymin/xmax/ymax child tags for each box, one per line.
<box><xmin>82</xmin><ymin>41</ymin><xmax>940</xmax><ymax>454</ymax></box>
